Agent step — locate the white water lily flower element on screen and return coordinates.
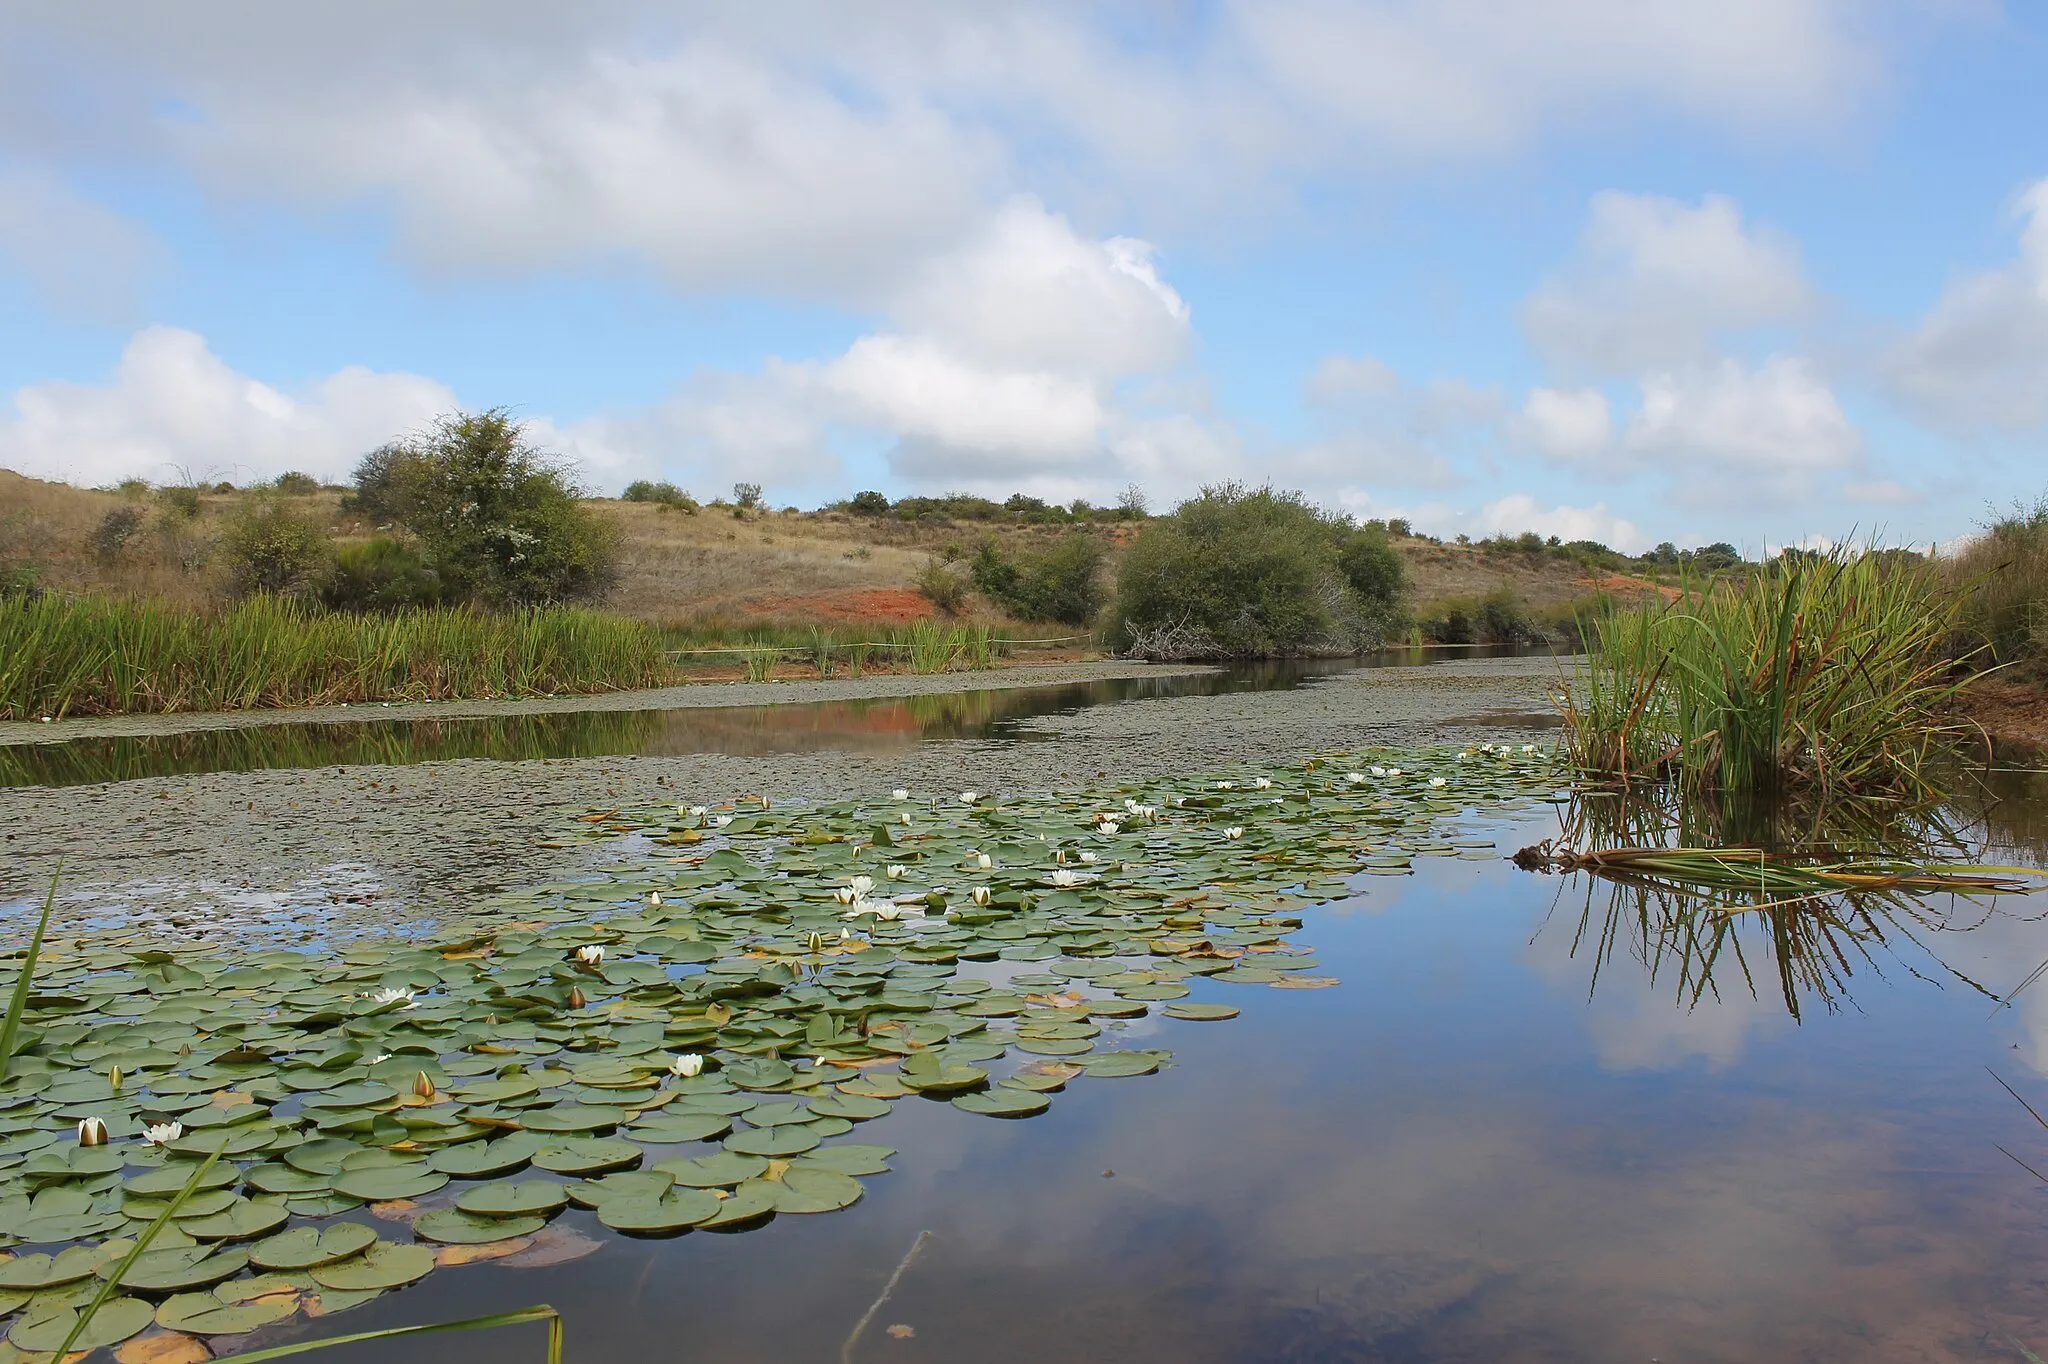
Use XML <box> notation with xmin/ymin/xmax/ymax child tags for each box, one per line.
<box><xmin>893</xmin><ymin>788</ymin><xmax>911</xmax><ymax>800</ymax></box>
<box><xmin>688</xmin><ymin>805</ymin><xmax>708</xmax><ymax>818</ymax></box>
<box><xmin>1429</xmin><ymin>777</ymin><xmax>1448</xmax><ymax>788</ymax></box>
<box><xmin>1387</xmin><ymin>768</ymin><xmax>1403</xmax><ymax>777</ymax></box>
<box><xmin>1124</xmin><ymin>798</ymin><xmax>1141</xmax><ymax>812</ymax></box>
<box><xmin>1457</xmin><ymin>751</ymin><xmax>1471</xmax><ymax>760</ymax></box>
<box><xmin>142</xmin><ymin>1121</ymin><xmax>184</xmax><ymax>1146</ymax></box>
<box><xmin>1050</xmin><ymin>869</ymin><xmax>1084</xmax><ymax>887</ymax></box>
<box><xmin>848</xmin><ymin>875</ymin><xmax>875</xmax><ymax>898</ymax></box>
<box><xmin>77</xmin><ymin>1117</ymin><xmax>108</xmax><ymax>1147</ymax></box>
<box><xmin>976</xmin><ymin>853</ymin><xmax>992</xmax><ymax>869</ymax></box>
<box><xmin>1346</xmin><ymin>771</ymin><xmax>1365</xmax><ymax>784</ymax></box>
<box><xmin>1522</xmin><ymin>744</ymin><xmax>1537</xmax><ymax>753</ymax></box>
<box><xmin>899</xmin><ymin>812</ymin><xmax>914</xmax><ymax>825</ymax></box>
<box><xmin>1079</xmin><ymin>851</ymin><xmax>1097</xmax><ymax>864</ymax></box>
<box><xmin>668</xmin><ymin>1053</ymin><xmax>704</xmax><ymax>1078</ymax></box>
<box><xmin>574</xmin><ymin>945</ymin><xmax>605</xmax><ymax>966</ymax></box>
<box><xmin>971</xmin><ymin>886</ymin><xmax>991</xmax><ymax>906</ymax></box>
<box><xmin>834</xmin><ymin>885</ymin><xmax>858</xmax><ymax>905</ymax></box>
<box><xmin>1223</xmin><ymin>826</ymin><xmax>1244</xmax><ymax>840</ymax></box>
<box><xmin>886</xmin><ymin>864</ymin><xmax>907</xmax><ymax>880</ymax></box>
<box><xmin>714</xmin><ymin>815</ymin><xmax>734</xmax><ymax>827</ymax></box>
<box><xmin>369</xmin><ymin>987</ymin><xmax>416</xmax><ymax>1008</ymax></box>
<box><xmin>1099</xmin><ymin>821</ymin><xmax>1120</xmax><ymax>835</ymax></box>
<box><xmin>1369</xmin><ymin>766</ymin><xmax>1386</xmax><ymax>777</ymax></box>
<box><xmin>1254</xmin><ymin>777</ymin><xmax>1272</xmax><ymax>790</ymax></box>
<box><xmin>1216</xmin><ymin>780</ymin><xmax>1235</xmax><ymax>790</ymax></box>
<box><xmin>874</xmin><ymin>902</ymin><xmax>901</xmax><ymax>921</ymax></box>
<box><xmin>959</xmin><ymin>791</ymin><xmax>980</xmax><ymax>804</ymax></box>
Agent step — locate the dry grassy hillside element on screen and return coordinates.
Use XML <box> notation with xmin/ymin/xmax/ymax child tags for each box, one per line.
<box><xmin>2</xmin><ymin>469</ymin><xmax>1660</xmax><ymax>627</ymax></box>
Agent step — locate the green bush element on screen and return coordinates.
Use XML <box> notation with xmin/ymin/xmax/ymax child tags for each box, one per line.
<box><xmin>91</xmin><ymin>508</ymin><xmax>144</xmax><ymax>563</ymax></box>
<box><xmin>343</xmin><ymin>442</ymin><xmax>416</xmax><ymax>522</ymax></box>
<box><xmin>272</xmin><ymin>471</ymin><xmax>321</xmax><ymax>495</ymax></box>
<box><xmin>1950</xmin><ymin>494</ymin><xmax>2048</xmax><ymax>675</ymax></box>
<box><xmin>1113</xmin><ymin>483</ymin><xmax>1394</xmax><ymax>659</ymax></box>
<box><xmin>221</xmin><ymin>498</ymin><xmax>332</xmax><ymax>599</ymax></box>
<box><xmin>1415</xmin><ymin>588</ymin><xmax>1539</xmax><ymax>645</ymax></box>
<box><xmin>915</xmin><ymin>559</ymin><xmax>969</xmax><ymax>614</ymax></box>
<box><xmin>155</xmin><ymin>486</ymin><xmax>202</xmax><ymax>521</ymax></box>
<box><xmin>848</xmin><ymin>490</ymin><xmax>891</xmax><ymax>515</ymax></box>
<box><xmin>319</xmin><ymin>537</ymin><xmax>444</xmax><ymax>612</ymax></box>
<box><xmin>368</xmin><ymin>410</ymin><xmax>619</xmax><ymax>608</ymax></box>
<box><xmin>623</xmin><ymin>480</ymin><xmax>698</xmax><ymax>512</ymax></box>
<box><xmin>969</xmin><ymin>533</ymin><xmax>1105</xmax><ymax>626</ymax></box>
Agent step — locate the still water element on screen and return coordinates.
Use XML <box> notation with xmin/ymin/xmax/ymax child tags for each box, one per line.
<box><xmin>261</xmin><ymin>776</ymin><xmax>2048</xmax><ymax>1364</ymax></box>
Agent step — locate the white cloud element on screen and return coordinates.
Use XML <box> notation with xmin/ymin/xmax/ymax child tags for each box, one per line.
<box><xmin>0</xmin><ymin>169</ymin><xmax>159</xmax><ymax>319</ymax></box>
<box><xmin>1306</xmin><ymin>355</ymin><xmax>1401</xmax><ymax>402</ymax></box>
<box><xmin>1624</xmin><ymin>357</ymin><xmax>1859</xmax><ymax>489</ymax></box>
<box><xmin>1520</xmin><ymin>386</ymin><xmax>1614</xmax><ymax>463</ymax></box>
<box><xmin>1524</xmin><ymin>191</ymin><xmax>1813</xmax><ymax>373</ymax></box>
<box><xmin>1473</xmin><ymin>493</ymin><xmax>1645</xmax><ymax>552</ymax></box>
<box><xmin>1884</xmin><ymin>177</ymin><xmax>2048</xmax><ymax>433</ymax></box>
<box><xmin>0</xmin><ymin>4</ymin><xmax>1897</xmax><ymax>291</ymax></box>
<box><xmin>0</xmin><ymin>327</ymin><xmax>452</xmax><ymax>488</ymax></box>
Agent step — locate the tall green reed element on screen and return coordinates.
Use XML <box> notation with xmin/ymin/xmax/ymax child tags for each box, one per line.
<box><xmin>1560</xmin><ymin>547</ymin><xmax>1979</xmax><ymax>802</ymax></box>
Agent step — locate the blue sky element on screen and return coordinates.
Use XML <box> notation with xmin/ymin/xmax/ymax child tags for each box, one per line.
<box><xmin>1</xmin><ymin>3</ymin><xmax>2044</xmax><ymax>554</ymax></box>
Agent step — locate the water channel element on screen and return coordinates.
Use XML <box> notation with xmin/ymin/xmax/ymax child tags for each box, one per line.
<box><xmin>4</xmin><ymin>653</ymin><xmax>2047</xmax><ymax>1362</ymax></box>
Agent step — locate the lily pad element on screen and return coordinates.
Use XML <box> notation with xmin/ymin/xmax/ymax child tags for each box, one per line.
<box><xmin>656</xmin><ymin>1152</ymin><xmax>768</xmax><ymax>1188</ymax></box>
<box><xmin>0</xmin><ymin>1244</ymin><xmax>106</xmax><ymax>1289</ymax></box>
<box><xmin>764</xmin><ymin>1167</ymin><xmax>865</xmax><ymax>1213</ymax></box>
<box><xmin>531</xmin><ymin>1138</ymin><xmax>643</xmax><ymax>1175</ymax></box>
<box><xmin>183</xmin><ymin>1197</ymin><xmax>291</xmax><ymax>1243</ymax></box>
<box><xmin>596</xmin><ymin>1187</ymin><xmax>722</xmax><ymax>1233</ymax></box>
<box><xmin>414</xmin><ymin>1208</ymin><xmax>547</xmax><ymax>1245</ymax></box>
<box><xmin>516</xmin><ymin>1105</ymin><xmax>619</xmax><ymax>1134</ymax></box>
<box><xmin>796</xmin><ymin>1144</ymin><xmax>896</xmax><ymax>1176</ymax></box>
<box><xmin>1162</xmin><ymin>1001</ymin><xmax>1240</xmax><ymax>1020</ymax></box>
<box><xmin>10</xmin><ymin>1295</ymin><xmax>155</xmax><ymax>1352</ymax></box>
<box><xmin>952</xmin><ymin>1088</ymin><xmax>1052</xmax><ymax>1117</ymax></box>
<box><xmin>806</xmin><ymin>1093</ymin><xmax>892</xmax><ymax>1121</ymax></box>
<box><xmin>897</xmin><ymin>1052</ymin><xmax>986</xmax><ymax>1093</ymax></box>
<box><xmin>429</xmin><ymin>1132</ymin><xmax>545</xmax><ymax>1178</ymax></box>
<box><xmin>156</xmin><ymin>1290</ymin><xmax>300</xmax><ymax>1335</ymax></box>
<box><xmin>565</xmin><ymin>1171</ymin><xmax>673</xmax><ymax>1208</ymax></box>
<box><xmin>308</xmin><ymin>1242</ymin><xmax>436</xmax><ymax>1292</ymax></box>
<box><xmin>456</xmin><ymin>1180</ymin><xmax>569</xmax><ymax>1218</ymax></box>
<box><xmin>699</xmin><ymin>1182</ymin><xmax>778</xmax><ymax>1228</ymax></box>
<box><xmin>329</xmin><ymin>1165</ymin><xmax>448</xmax><ymax>1203</ymax></box>
<box><xmin>249</xmin><ymin>1222</ymin><xmax>379</xmax><ymax>1271</ymax></box>
<box><xmin>1079</xmin><ymin>1051</ymin><xmax>1162</xmax><ymax>1077</ymax></box>
<box><xmin>624</xmin><ymin>1112</ymin><xmax>732</xmax><ymax>1144</ymax></box>
<box><xmin>723</xmin><ymin>1125</ymin><xmax>820</xmax><ymax>1157</ymax></box>
<box><xmin>102</xmin><ymin>1244</ymin><xmax>252</xmax><ymax>1292</ymax></box>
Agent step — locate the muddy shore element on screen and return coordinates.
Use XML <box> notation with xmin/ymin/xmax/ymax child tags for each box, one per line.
<box><xmin>0</xmin><ymin>655</ymin><xmax>1565</xmax><ymax>941</ymax></box>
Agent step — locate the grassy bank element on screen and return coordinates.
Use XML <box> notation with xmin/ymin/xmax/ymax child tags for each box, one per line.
<box><xmin>0</xmin><ymin>593</ymin><xmax>676</xmax><ymax>719</ymax></box>
<box><xmin>1560</xmin><ymin>548</ymin><xmax>1976</xmax><ymax>802</ymax></box>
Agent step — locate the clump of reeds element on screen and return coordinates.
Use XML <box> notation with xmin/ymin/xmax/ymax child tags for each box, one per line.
<box><xmin>1560</xmin><ymin>547</ymin><xmax>1979</xmax><ymax>802</ymax></box>
<box><xmin>1947</xmin><ymin>494</ymin><xmax>2048</xmax><ymax>676</ymax></box>
<box><xmin>0</xmin><ymin>592</ymin><xmax>675</xmax><ymax>719</ymax></box>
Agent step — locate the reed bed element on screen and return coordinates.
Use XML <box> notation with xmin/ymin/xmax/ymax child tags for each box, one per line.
<box><xmin>0</xmin><ymin>593</ymin><xmax>675</xmax><ymax>719</ymax></box>
<box><xmin>671</xmin><ymin>619</ymin><xmax>1023</xmax><ymax>676</ymax></box>
<box><xmin>1559</xmin><ymin>547</ymin><xmax>1979</xmax><ymax>801</ymax></box>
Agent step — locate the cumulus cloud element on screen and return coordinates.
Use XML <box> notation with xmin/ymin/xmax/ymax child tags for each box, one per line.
<box><xmin>1520</xmin><ymin>386</ymin><xmax>1614</xmax><ymax>464</ymax></box>
<box><xmin>1624</xmin><ymin>357</ymin><xmax>1859</xmax><ymax>492</ymax></box>
<box><xmin>0</xmin><ymin>168</ymin><xmax>159</xmax><ymax>319</ymax></box>
<box><xmin>0</xmin><ymin>327</ymin><xmax>452</xmax><ymax>488</ymax></box>
<box><xmin>1884</xmin><ymin>177</ymin><xmax>2048</xmax><ymax>433</ymax></box>
<box><xmin>1524</xmin><ymin>191</ymin><xmax>1813</xmax><ymax>373</ymax></box>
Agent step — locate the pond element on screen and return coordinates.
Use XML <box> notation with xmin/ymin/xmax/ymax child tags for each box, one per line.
<box><xmin>3</xmin><ymin>678</ymin><xmax>2047</xmax><ymax>1364</ymax></box>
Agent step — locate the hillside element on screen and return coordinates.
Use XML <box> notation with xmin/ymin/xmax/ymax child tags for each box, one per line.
<box><xmin>2</xmin><ymin>469</ymin><xmax>1662</xmax><ymax>631</ymax></box>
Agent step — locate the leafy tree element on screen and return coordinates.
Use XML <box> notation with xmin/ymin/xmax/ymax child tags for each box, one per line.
<box><xmin>971</xmin><ymin>534</ymin><xmax>1105</xmax><ymax>625</ymax></box>
<box><xmin>377</xmin><ymin>409</ymin><xmax>619</xmax><ymax>607</ymax></box>
<box><xmin>848</xmin><ymin>490</ymin><xmax>891</xmax><ymax>515</ymax></box>
<box><xmin>732</xmin><ymin>482</ymin><xmax>764</xmax><ymax>510</ymax></box>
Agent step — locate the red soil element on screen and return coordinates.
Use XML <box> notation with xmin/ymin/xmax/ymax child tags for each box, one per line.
<box><xmin>732</xmin><ymin>587</ymin><xmax>937</xmax><ymax>624</ymax></box>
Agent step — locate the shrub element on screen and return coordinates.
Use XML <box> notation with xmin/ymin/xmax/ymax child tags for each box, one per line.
<box><xmin>915</xmin><ymin>559</ymin><xmax>969</xmax><ymax>615</ymax></box>
<box><xmin>91</xmin><ymin>508</ymin><xmax>145</xmax><ymax>563</ymax></box>
<box><xmin>272</xmin><ymin>471</ymin><xmax>321</xmax><ymax>495</ymax></box>
<box><xmin>732</xmin><ymin>482</ymin><xmax>764</xmax><ymax>511</ymax></box>
<box><xmin>849</xmin><ymin>490</ymin><xmax>891</xmax><ymax>515</ymax></box>
<box><xmin>343</xmin><ymin>443</ymin><xmax>417</xmax><ymax>522</ymax></box>
<box><xmin>379</xmin><ymin>410</ymin><xmax>619</xmax><ymax>607</ymax></box>
<box><xmin>1416</xmin><ymin>589</ymin><xmax>1538</xmax><ymax>644</ymax></box>
<box><xmin>319</xmin><ymin>537</ymin><xmax>444</xmax><ymax>612</ymax></box>
<box><xmin>1113</xmin><ymin>483</ymin><xmax>1388</xmax><ymax>659</ymax></box>
<box><xmin>221</xmin><ymin>497</ymin><xmax>332</xmax><ymax>599</ymax></box>
<box><xmin>624</xmin><ymin>480</ymin><xmax>698</xmax><ymax>512</ymax></box>
<box><xmin>1337</xmin><ymin>524</ymin><xmax>1405</xmax><ymax>612</ymax></box>
<box><xmin>155</xmin><ymin>486</ymin><xmax>203</xmax><ymax>521</ymax></box>
<box><xmin>970</xmin><ymin>533</ymin><xmax>1105</xmax><ymax>626</ymax></box>
<box><xmin>1949</xmin><ymin>495</ymin><xmax>2048</xmax><ymax>675</ymax></box>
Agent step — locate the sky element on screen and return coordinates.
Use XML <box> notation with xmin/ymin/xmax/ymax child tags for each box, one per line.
<box><xmin>1</xmin><ymin>2</ymin><xmax>2044</xmax><ymax>555</ymax></box>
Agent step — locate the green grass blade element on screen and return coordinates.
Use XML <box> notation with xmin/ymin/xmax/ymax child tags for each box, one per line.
<box><xmin>56</xmin><ymin>1141</ymin><xmax>228</xmax><ymax>1358</ymax></box>
<box><xmin>218</xmin><ymin>1304</ymin><xmax>564</xmax><ymax>1363</ymax></box>
<box><xmin>0</xmin><ymin>865</ymin><xmax>58</xmax><ymax>1083</ymax></box>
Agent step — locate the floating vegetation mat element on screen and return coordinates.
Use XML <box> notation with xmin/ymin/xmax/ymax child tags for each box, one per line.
<box><xmin>0</xmin><ymin>743</ymin><xmax>1558</xmax><ymax>1356</ymax></box>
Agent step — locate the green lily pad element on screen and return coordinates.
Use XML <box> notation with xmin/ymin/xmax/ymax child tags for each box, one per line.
<box><xmin>700</xmin><ymin>1182</ymin><xmax>778</xmax><ymax>1228</ymax></box>
<box><xmin>157</xmin><ymin>1289</ymin><xmax>301</xmax><ymax>1335</ymax></box>
<box><xmin>414</xmin><ymin>1208</ymin><xmax>547</xmax><ymax>1244</ymax></box>
<box><xmin>596</xmin><ymin>1187</ymin><xmax>722</xmax><ymax>1233</ymax></box>
<box><xmin>329</xmin><ymin>1164</ymin><xmax>448</xmax><ymax>1203</ymax></box>
<box><xmin>531</xmin><ymin>1138</ymin><xmax>643</xmax><ymax>1175</ymax></box>
<box><xmin>456</xmin><ymin>1180</ymin><xmax>569</xmax><ymax>1218</ymax></box>
<box><xmin>952</xmin><ymin>1088</ymin><xmax>1052</xmax><ymax>1117</ymax></box>
<box><xmin>102</xmin><ymin>1244</ymin><xmax>251</xmax><ymax>1291</ymax></box>
<box><xmin>656</xmin><ymin>1152</ymin><xmax>768</xmax><ymax>1188</ymax></box>
<box><xmin>283</xmin><ymin>1137</ymin><xmax>364</xmax><ymax>1175</ymax></box>
<box><xmin>1080</xmin><ymin>1051</ymin><xmax>1163</xmax><ymax>1077</ymax></box>
<box><xmin>764</xmin><ymin>1167</ymin><xmax>864</xmax><ymax>1213</ymax></box>
<box><xmin>183</xmin><ymin>1197</ymin><xmax>291</xmax><ymax>1242</ymax></box>
<box><xmin>0</xmin><ymin>1244</ymin><xmax>105</xmax><ymax>1289</ymax></box>
<box><xmin>1162</xmin><ymin>1001</ymin><xmax>1240</xmax><ymax>1020</ymax></box>
<box><xmin>806</xmin><ymin>1093</ymin><xmax>892</xmax><ymax>1121</ymax></box>
<box><xmin>308</xmin><ymin>1242</ymin><xmax>435</xmax><ymax>1291</ymax></box>
<box><xmin>516</xmin><ymin>1105</ymin><xmax>619</xmax><ymax>1134</ymax></box>
<box><xmin>242</xmin><ymin>1162</ymin><xmax>334</xmax><ymax>1195</ymax></box>
<box><xmin>1012</xmin><ymin>1037</ymin><xmax>1093</xmax><ymax>1057</ymax></box>
<box><xmin>740</xmin><ymin>1100</ymin><xmax>815</xmax><ymax>1127</ymax></box>
<box><xmin>249</xmin><ymin>1222</ymin><xmax>380</xmax><ymax>1271</ymax></box>
<box><xmin>723</xmin><ymin>1125</ymin><xmax>820</xmax><ymax>1157</ymax></box>
<box><xmin>796</xmin><ymin>1144</ymin><xmax>896</xmax><ymax>1176</ymax></box>
<box><xmin>565</xmin><ymin>1171</ymin><xmax>673</xmax><ymax>1208</ymax></box>
<box><xmin>898</xmin><ymin>1052</ymin><xmax>986</xmax><ymax>1092</ymax></box>
<box><xmin>624</xmin><ymin>1112</ymin><xmax>732</xmax><ymax>1143</ymax></box>
<box><xmin>429</xmin><ymin>1132</ymin><xmax>545</xmax><ymax>1178</ymax></box>
<box><xmin>10</xmin><ymin>1295</ymin><xmax>154</xmax><ymax>1352</ymax></box>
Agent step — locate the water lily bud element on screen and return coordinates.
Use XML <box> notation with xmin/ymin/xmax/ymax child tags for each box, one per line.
<box><xmin>108</xmin><ymin>1065</ymin><xmax>123</xmax><ymax>1090</ymax></box>
<box><xmin>886</xmin><ymin>864</ymin><xmax>907</xmax><ymax>880</ymax></box>
<box><xmin>648</xmin><ymin>891</ymin><xmax>662</xmax><ymax>907</ymax></box>
<box><xmin>976</xmin><ymin>853</ymin><xmax>992</xmax><ymax>870</ymax></box>
<box><xmin>412</xmin><ymin>1071</ymin><xmax>436</xmax><ymax>1100</ymax></box>
<box><xmin>574</xmin><ymin>944</ymin><xmax>605</xmax><ymax>966</ymax></box>
<box><xmin>840</xmin><ymin>927</ymin><xmax>853</xmax><ymax>941</ymax></box>
<box><xmin>568</xmin><ymin>986</ymin><xmax>587</xmax><ymax>1010</ymax></box>
<box><xmin>77</xmin><ymin>1117</ymin><xmax>109</xmax><ymax>1147</ymax></box>
<box><xmin>971</xmin><ymin>886</ymin><xmax>991</xmax><ymax>906</ymax></box>
<box><xmin>807</xmin><ymin>931</ymin><xmax>826</xmax><ymax>953</ymax></box>
<box><xmin>834</xmin><ymin>886</ymin><xmax>858</xmax><ymax>905</ymax></box>
<box><xmin>899</xmin><ymin>812</ymin><xmax>913</xmax><ymax>825</ymax></box>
